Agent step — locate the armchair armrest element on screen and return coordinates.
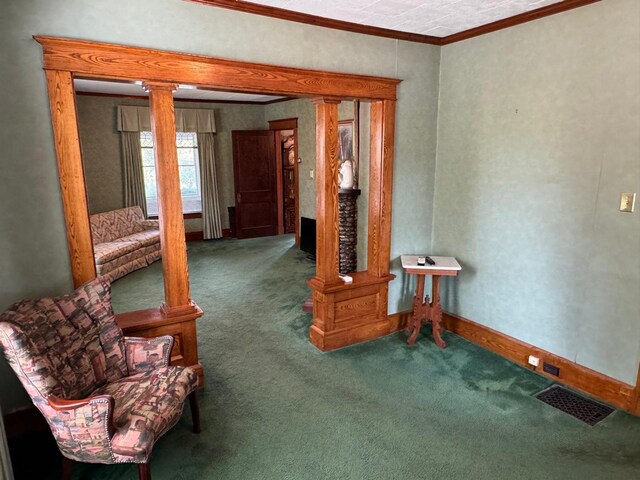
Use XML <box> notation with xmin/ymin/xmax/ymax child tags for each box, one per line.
<box><xmin>48</xmin><ymin>394</ymin><xmax>116</xmax><ymax>440</ymax></box>
<box><xmin>124</xmin><ymin>336</ymin><xmax>174</xmax><ymax>373</ymax></box>
<box><xmin>141</xmin><ymin>219</ymin><xmax>159</xmax><ymax>230</ymax></box>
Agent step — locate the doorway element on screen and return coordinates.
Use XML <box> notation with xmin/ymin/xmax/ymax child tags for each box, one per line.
<box><xmin>231</xmin><ymin>118</ymin><xmax>300</xmax><ymax>243</ymax></box>
<box><xmin>270</xmin><ymin>117</ymin><xmax>300</xmax><ymax>244</ymax></box>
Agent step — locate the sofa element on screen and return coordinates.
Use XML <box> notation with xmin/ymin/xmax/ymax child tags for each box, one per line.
<box><xmin>90</xmin><ymin>206</ymin><xmax>161</xmax><ymax>283</ymax></box>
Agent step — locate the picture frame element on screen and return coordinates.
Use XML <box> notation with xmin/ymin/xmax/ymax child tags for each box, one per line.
<box><xmin>338</xmin><ymin>101</ymin><xmax>360</xmax><ymax>188</ymax></box>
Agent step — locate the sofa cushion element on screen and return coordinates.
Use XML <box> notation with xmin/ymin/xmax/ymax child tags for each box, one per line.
<box><xmin>94</xmin><ymin>242</ymin><xmax>140</xmax><ymax>265</ymax></box>
<box><xmin>116</xmin><ymin>230</ymin><xmax>160</xmax><ymax>248</ymax></box>
<box><xmin>96</xmin><ymin>366</ymin><xmax>198</xmax><ymax>462</ymax></box>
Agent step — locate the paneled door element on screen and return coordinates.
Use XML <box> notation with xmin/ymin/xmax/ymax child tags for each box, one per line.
<box><xmin>232</xmin><ymin>130</ymin><xmax>278</xmax><ymax>239</ymax></box>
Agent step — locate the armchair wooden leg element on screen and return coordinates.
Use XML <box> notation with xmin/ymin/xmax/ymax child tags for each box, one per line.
<box><xmin>138</xmin><ymin>462</ymin><xmax>152</xmax><ymax>480</ymax></box>
<box><xmin>61</xmin><ymin>456</ymin><xmax>73</xmax><ymax>480</ymax></box>
<box><xmin>189</xmin><ymin>390</ymin><xmax>201</xmax><ymax>434</ymax></box>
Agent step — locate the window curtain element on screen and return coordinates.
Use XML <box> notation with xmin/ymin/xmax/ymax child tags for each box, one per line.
<box><xmin>117</xmin><ymin>106</ymin><xmax>220</xmax><ymax>235</ymax></box>
<box><xmin>197</xmin><ymin>133</ymin><xmax>223</xmax><ymax>240</ymax></box>
<box><xmin>121</xmin><ymin>132</ymin><xmax>148</xmax><ymax>218</ymax></box>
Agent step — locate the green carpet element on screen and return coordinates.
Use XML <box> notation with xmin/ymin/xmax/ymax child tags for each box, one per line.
<box><xmin>74</xmin><ymin>235</ymin><xmax>639</xmax><ymax>479</ymax></box>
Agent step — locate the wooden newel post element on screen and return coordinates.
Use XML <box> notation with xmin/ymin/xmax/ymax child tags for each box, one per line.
<box><xmin>145</xmin><ymin>81</ymin><xmax>195</xmax><ymax>316</ymax></box>
<box><xmin>312</xmin><ymin>97</ymin><xmax>341</xmax><ymax>285</ymax></box>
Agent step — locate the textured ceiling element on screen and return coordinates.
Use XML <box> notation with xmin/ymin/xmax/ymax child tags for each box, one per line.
<box><xmin>74</xmin><ymin>79</ymin><xmax>285</xmax><ymax>102</ymax></box>
<box><xmin>248</xmin><ymin>0</ymin><xmax>565</xmax><ymax>37</ymax></box>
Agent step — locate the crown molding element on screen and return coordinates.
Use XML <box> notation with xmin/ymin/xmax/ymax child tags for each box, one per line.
<box><xmin>440</xmin><ymin>0</ymin><xmax>600</xmax><ymax>45</ymax></box>
<box><xmin>185</xmin><ymin>0</ymin><xmax>601</xmax><ymax>46</ymax></box>
<box><xmin>184</xmin><ymin>0</ymin><xmax>442</xmax><ymax>45</ymax></box>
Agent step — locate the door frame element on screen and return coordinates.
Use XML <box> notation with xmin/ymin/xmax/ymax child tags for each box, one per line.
<box><xmin>268</xmin><ymin>117</ymin><xmax>299</xmax><ymax>244</ymax></box>
<box><xmin>36</xmin><ymin>35</ymin><xmax>400</xmax><ymax>353</ymax></box>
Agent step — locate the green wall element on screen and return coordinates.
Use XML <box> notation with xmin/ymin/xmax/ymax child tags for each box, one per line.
<box><xmin>0</xmin><ymin>0</ymin><xmax>440</xmax><ymax>412</ymax></box>
<box><xmin>432</xmin><ymin>0</ymin><xmax>640</xmax><ymax>384</ymax></box>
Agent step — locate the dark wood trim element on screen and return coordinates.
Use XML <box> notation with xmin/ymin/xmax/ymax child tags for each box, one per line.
<box><xmin>268</xmin><ymin>117</ymin><xmax>298</xmax><ymax>130</ymax></box>
<box><xmin>149</xmin><ymin>212</ymin><xmax>202</xmax><ymax>220</ymax></box>
<box><xmin>440</xmin><ymin>311</ymin><xmax>636</xmax><ymax>413</ymax></box>
<box><xmin>632</xmin><ymin>365</ymin><xmax>640</xmax><ymax>415</ymax></box>
<box><xmin>35</xmin><ymin>36</ymin><xmax>401</xmax><ymax>100</ymax></box>
<box><xmin>185</xmin><ymin>231</ymin><xmax>204</xmax><ymax>242</ymax></box>
<box><xmin>185</xmin><ymin>0</ymin><xmax>441</xmax><ymax>46</ymax></box>
<box><xmin>75</xmin><ymin>90</ymin><xmax>293</xmax><ymax>105</ymax></box>
<box><xmin>293</xmin><ymin>127</ymin><xmax>300</xmax><ymax>244</ymax></box>
<box><xmin>440</xmin><ymin>0</ymin><xmax>601</xmax><ymax>45</ymax></box>
<box><xmin>387</xmin><ymin>309</ymin><xmax>638</xmax><ymax>414</ymax></box>
<box><xmin>275</xmin><ymin>130</ymin><xmax>284</xmax><ymax>235</ymax></box>
<box><xmin>185</xmin><ymin>0</ymin><xmax>599</xmax><ymax>46</ymax></box>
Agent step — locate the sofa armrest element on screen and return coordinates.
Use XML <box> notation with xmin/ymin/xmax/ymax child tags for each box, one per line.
<box><xmin>48</xmin><ymin>394</ymin><xmax>116</xmax><ymax>440</ymax></box>
<box><xmin>141</xmin><ymin>219</ymin><xmax>159</xmax><ymax>230</ymax></box>
<box><xmin>124</xmin><ymin>336</ymin><xmax>174</xmax><ymax>373</ymax></box>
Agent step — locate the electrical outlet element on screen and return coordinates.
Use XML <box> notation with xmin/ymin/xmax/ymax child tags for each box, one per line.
<box><xmin>543</xmin><ymin>362</ymin><xmax>560</xmax><ymax>377</ymax></box>
<box><xmin>620</xmin><ymin>193</ymin><xmax>636</xmax><ymax>213</ymax></box>
<box><xmin>309</xmin><ymin>169</ymin><xmax>314</xmax><ymax>179</ymax></box>
<box><xmin>528</xmin><ymin>355</ymin><xmax>540</xmax><ymax>367</ymax></box>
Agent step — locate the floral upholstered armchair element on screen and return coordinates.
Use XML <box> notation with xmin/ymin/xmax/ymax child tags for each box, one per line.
<box><xmin>0</xmin><ymin>278</ymin><xmax>200</xmax><ymax>480</ymax></box>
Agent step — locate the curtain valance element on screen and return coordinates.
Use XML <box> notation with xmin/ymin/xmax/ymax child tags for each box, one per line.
<box><xmin>117</xmin><ymin>106</ymin><xmax>216</xmax><ymax>133</ymax></box>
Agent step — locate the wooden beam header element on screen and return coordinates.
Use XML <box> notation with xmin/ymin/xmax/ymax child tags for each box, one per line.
<box><xmin>34</xmin><ymin>36</ymin><xmax>400</xmax><ymax>101</ymax></box>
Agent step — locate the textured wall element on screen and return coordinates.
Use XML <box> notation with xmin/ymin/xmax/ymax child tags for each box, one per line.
<box><xmin>76</xmin><ymin>95</ymin><xmax>266</xmax><ymax>231</ymax></box>
<box><xmin>263</xmin><ymin>99</ymin><xmax>355</xmax><ymax>220</ymax></box>
<box><xmin>0</xmin><ymin>0</ymin><xmax>440</xmax><ymax>411</ymax></box>
<box><xmin>433</xmin><ymin>0</ymin><xmax>640</xmax><ymax>384</ymax></box>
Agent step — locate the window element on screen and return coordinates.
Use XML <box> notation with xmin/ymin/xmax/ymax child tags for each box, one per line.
<box><xmin>140</xmin><ymin>131</ymin><xmax>202</xmax><ymax>215</ymax></box>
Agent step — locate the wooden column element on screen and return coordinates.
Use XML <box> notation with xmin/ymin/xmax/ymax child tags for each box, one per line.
<box><xmin>144</xmin><ymin>82</ymin><xmax>197</xmax><ymax>317</ymax></box>
<box><xmin>116</xmin><ymin>81</ymin><xmax>205</xmax><ymax>386</ymax></box>
<box><xmin>44</xmin><ymin>69</ymin><xmax>96</xmax><ymax>287</ymax></box>
<box><xmin>312</xmin><ymin>98</ymin><xmax>341</xmax><ymax>285</ymax></box>
<box><xmin>368</xmin><ymin>100</ymin><xmax>396</xmax><ymax>278</ymax></box>
<box><xmin>307</xmin><ymin>98</ymin><xmax>396</xmax><ymax>351</ymax></box>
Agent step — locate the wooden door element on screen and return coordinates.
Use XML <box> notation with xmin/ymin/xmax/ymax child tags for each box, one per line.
<box><xmin>232</xmin><ymin>130</ymin><xmax>278</xmax><ymax>239</ymax></box>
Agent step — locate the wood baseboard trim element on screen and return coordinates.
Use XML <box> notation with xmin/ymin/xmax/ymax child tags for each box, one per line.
<box><xmin>439</xmin><ymin>311</ymin><xmax>636</xmax><ymax>413</ymax></box>
<box><xmin>185</xmin><ymin>231</ymin><xmax>204</xmax><ymax>242</ymax></box>
<box><xmin>388</xmin><ymin>311</ymin><xmax>410</xmax><ymax>331</ymax></box>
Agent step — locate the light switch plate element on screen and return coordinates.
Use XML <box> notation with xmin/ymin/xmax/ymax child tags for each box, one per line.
<box><xmin>620</xmin><ymin>193</ymin><xmax>636</xmax><ymax>213</ymax></box>
<box><xmin>309</xmin><ymin>169</ymin><xmax>314</xmax><ymax>179</ymax></box>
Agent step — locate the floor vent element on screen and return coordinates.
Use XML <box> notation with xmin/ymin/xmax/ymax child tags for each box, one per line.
<box><xmin>535</xmin><ymin>385</ymin><xmax>614</xmax><ymax>425</ymax></box>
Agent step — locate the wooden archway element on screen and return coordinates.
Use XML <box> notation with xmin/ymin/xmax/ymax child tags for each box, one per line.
<box><xmin>36</xmin><ymin>36</ymin><xmax>400</xmax><ymax>381</ymax></box>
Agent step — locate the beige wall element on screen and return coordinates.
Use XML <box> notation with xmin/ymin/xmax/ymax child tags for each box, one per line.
<box><xmin>433</xmin><ymin>0</ymin><xmax>640</xmax><ymax>384</ymax></box>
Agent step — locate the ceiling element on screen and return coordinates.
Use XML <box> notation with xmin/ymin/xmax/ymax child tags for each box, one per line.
<box><xmin>74</xmin><ymin>79</ymin><xmax>286</xmax><ymax>103</ymax></box>
<box><xmin>240</xmin><ymin>0</ymin><xmax>567</xmax><ymax>37</ymax></box>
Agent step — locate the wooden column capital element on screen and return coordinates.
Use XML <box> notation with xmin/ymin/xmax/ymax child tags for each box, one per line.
<box><xmin>142</xmin><ymin>81</ymin><xmax>178</xmax><ymax>92</ymax></box>
<box><xmin>311</xmin><ymin>97</ymin><xmax>342</xmax><ymax>105</ymax></box>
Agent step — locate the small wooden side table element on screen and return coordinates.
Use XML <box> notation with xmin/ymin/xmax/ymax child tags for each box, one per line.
<box><xmin>401</xmin><ymin>255</ymin><xmax>461</xmax><ymax>347</ymax></box>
